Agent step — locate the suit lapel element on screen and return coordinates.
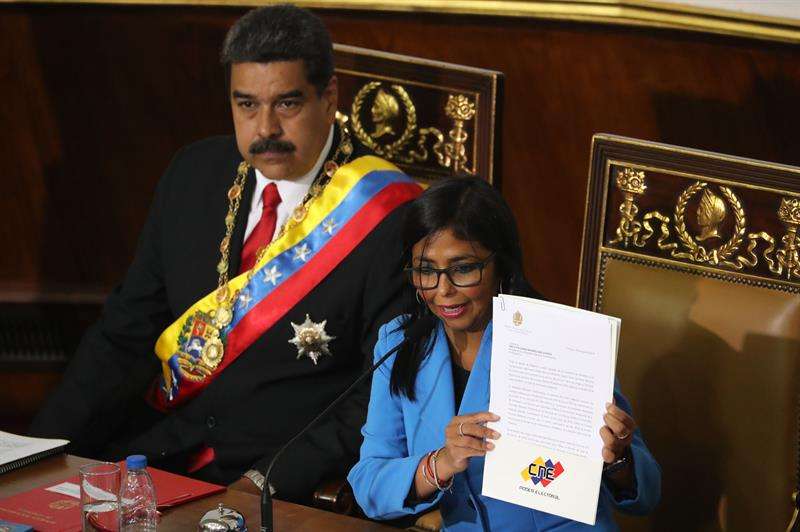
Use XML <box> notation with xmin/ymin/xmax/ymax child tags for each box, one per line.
<box><xmin>457</xmin><ymin>321</ymin><xmax>492</xmax><ymax>504</ymax></box>
<box><xmin>228</xmin><ymin>165</ymin><xmax>255</xmax><ymax>276</ymax></box>
<box><xmin>407</xmin><ymin>321</ymin><xmax>495</xmax><ymax>452</ymax></box>
<box><xmin>458</xmin><ymin>320</ymin><xmax>493</xmax><ymax>415</ymax></box>
<box><xmin>407</xmin><ymin>322</ymin><xmax>455</xmax><ymax>450</ymax></box>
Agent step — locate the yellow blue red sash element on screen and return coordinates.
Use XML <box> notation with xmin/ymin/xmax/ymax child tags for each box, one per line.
<box><xmin>150</xmin><ymin>156</ymin><xmax>421</xmax><ymax>408</ymax></box>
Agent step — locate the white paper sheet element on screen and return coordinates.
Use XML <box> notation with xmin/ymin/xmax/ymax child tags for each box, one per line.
<box><xmin>46</xmin><ymin>482</ymin><xmax>81</xmax><ymax>499</ymax></box>
<box><xmin>0</xmin><ymin>431</ymin><xmax>69</xmax><ymax>469</ymax></box>
<box><xmin>482</xmin><ymin>295</ymin><xmax>619</xmax><ymax>525</ymax></box>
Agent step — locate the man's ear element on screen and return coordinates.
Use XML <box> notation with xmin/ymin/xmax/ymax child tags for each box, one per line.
<box><xmin>322</xmin><ymin>75</ymin><xmax>338</xmax><ymax>122</ymax></box>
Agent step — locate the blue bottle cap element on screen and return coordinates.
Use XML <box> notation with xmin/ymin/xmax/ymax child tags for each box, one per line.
<box><xmin>126</xmin><ymin>454</ymin><xmax>147</xmax><ymax>470</ymax></box>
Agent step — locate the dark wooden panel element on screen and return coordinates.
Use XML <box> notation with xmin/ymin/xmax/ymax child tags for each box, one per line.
<box><xmin>1</xmin><ymin>5</ymin><xmax>232</xmax><ymax>294</ymax></box>
<box><xmin>3</xmin><ymin>4</ymin><xmax>800</xmax><ymax>307</ymax></box>
<box><xmin>0</xmin><ymin>301</ymin><xmax>101</xmax><ymax>432</ymax></box>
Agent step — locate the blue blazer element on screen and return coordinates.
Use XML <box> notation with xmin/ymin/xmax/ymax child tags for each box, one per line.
<box><xmin>348</xmin><ymin>317</ymin><xmax>661</xmax><ymax>531</ymax></box>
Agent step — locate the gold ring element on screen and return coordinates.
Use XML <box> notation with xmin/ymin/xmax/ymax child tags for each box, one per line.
<box><xmin>616</xmin><ymin>431</ymin><xmax>630</xmax><ymax>440</ymax></box>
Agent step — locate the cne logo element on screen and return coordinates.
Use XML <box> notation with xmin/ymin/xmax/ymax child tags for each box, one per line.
<box><xmin>512</xmin><ymin>310</ymin><xmax>523</xmax><ymax>326</ymax></box>
<box><xmin>520</xmin><ymin>457</ymin><xmax>564</xmax><ymax>487</ymax></box>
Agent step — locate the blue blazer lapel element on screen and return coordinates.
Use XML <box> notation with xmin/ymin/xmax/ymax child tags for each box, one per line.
<box><xmin>457</xmin><ymin>321</ymin><xmax>493</xmax><ymax>415</ymax></box>
<box><xmin>456</xmin><ymin>321</ymin><xmax>493</xmax><ymax>504</ymax></box>
<box><xmin>405</xmin><ymin>321</ymin><xmax>494</xmax><ymax>454</ymax></box>
<box><xmin>406</xmin><ymin>322</ymin><xmax>455</xmax><ymax>451</ymax></box>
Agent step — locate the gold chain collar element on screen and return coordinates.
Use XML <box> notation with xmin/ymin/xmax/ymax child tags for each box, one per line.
<box><xmin>210</xmin><ymin>121</ymin><xmax>354</xmax><ymax>329</ymax></box>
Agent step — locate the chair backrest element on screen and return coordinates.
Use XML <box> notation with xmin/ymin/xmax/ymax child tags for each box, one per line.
<box><xmin>578</xmin><ymin>134</ymin><xmax>800</xmax><ymax>531</ymax></box>
<box><xmin>333</xmin><ymin>44</ymin><xmax>502</xmax><ymax>183</ymax></box>
<box><xmin>309</xmin><ymin>47</ymin><xmax>501</xmax><ymax>525</ymax></box>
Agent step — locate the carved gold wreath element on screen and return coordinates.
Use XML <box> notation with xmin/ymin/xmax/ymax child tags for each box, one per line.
<box><xmin>672</xmin><ymin>182</ymin><xmax>746</xmax><ymax>265</ymax></box>
<box><xmin>350</xmin><ymin>81</ymin><xmax>418</xmax><ymax>159</ymax></box>
<box><xmin>607</xmin><ymin>171</ymin><xmax>780</xmax><ymax>274</ymax></box>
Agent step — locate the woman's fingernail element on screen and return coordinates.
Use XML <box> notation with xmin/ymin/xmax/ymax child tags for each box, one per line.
<box><xmin>494</xmin><ymin>432</ymin><xmax>501</xmax><ymax>439</ymax></box>
<box><xmin>487</xmin><ymin>442</ymin><xmax>495</xmax><ymax>450</ymax></box>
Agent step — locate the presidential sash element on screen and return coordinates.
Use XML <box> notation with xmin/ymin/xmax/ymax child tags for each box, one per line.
<box><xmin>151</xmin><ymin>156</ymin><xmax>421</xmax><ymax>408</ymax></box>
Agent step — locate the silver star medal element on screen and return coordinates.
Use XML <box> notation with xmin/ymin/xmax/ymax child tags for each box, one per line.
<box><xmin>289</xmin><ymin>314</ymin><xmax>335</xmax><ymax>365</ymax></box>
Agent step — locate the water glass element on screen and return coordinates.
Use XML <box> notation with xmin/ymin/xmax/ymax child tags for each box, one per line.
<box><xmin>80</xmin><ymin>462</ymin><xmax>121</xmax><ymax>532</ymax></box>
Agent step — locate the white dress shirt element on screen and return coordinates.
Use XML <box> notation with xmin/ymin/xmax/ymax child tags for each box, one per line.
<box><xmin>243</xmin><ymin>124</ymin><xmax>334</xmax><ymax>243</ymax></box>
<box><xmin>239</xmin><ymin>125</ymin><xmax>334</xmax><ymax>493</ymax></box>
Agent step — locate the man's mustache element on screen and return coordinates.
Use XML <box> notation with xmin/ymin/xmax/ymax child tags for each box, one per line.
<box><xmin>249</xmin><ymin>137</ymin><xmax>296</xmax><ymax>155</ymax></box>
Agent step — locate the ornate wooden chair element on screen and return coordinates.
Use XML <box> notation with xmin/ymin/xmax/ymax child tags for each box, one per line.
<box><xmin>312</xmin><ymin>45</ymin><xmax>502</xmax><ymax>526</ymax></box>
<box><xmin>578</xmin><ymin>134</ymin><xmax>800</xmax><ymax>531</ymax></box>
<box><xmin>333</xmin><ymin>44</ymin><xmax>501</xmax><ymax>183</ymax></box>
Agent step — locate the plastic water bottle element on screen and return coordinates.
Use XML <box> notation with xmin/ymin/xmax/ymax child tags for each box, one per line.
<box><xmin>120</xmin><ymin>455</ymin><xmax>158</xmax><ymax>531</ymax></box>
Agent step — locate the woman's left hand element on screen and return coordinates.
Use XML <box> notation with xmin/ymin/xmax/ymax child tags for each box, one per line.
<box><xmin>600</xmin><ymin>401</ymin><xmax>636</xmax><ymax>463</ymax></box>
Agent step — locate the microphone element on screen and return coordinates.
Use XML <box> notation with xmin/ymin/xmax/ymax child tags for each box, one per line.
<box><xmin>260</xmin><ymin>315</ymin><xmax>436</xmax><ymax>532</ymax></box>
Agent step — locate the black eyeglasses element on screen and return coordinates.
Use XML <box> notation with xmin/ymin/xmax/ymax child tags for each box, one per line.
<box><xmin>404</xmin><ymin>253</ymin><xmax>495</xmax><ymax>290</ymax></box>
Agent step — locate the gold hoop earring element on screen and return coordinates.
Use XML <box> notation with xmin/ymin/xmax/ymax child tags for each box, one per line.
<box><xmin>415</xmin><ymin>290</ymin><xmax>424</xmax><ymax>305</ymax></box>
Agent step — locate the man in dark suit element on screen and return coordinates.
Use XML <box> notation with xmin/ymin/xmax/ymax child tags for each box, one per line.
<box><xmin>30</xmin><ymin>4</ymin><xmax>420</xmax><ymax>503</ymax></box>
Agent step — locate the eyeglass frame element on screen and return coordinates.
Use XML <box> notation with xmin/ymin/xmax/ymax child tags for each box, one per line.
<box><xmin>404</xmin><ymin>252</ymin><xmax>496</xmax><ymax>290</ymax></box>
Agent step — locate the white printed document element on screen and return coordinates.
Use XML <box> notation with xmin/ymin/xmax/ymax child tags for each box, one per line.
<box><xmin>0</xmin><ymin>431</ymin><xmax>69</xmax><ymax>474</ymax></box>
<box><xmin>482</xmin><ymin>295</ymin><xmax>619</xmax><ymax>525</ymax></box>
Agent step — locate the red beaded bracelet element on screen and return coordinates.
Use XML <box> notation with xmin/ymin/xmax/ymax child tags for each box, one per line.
<box><xmin>430</xmin><ymin>447</ymin><xmax>454</xmax><ymax>492</ymax></box>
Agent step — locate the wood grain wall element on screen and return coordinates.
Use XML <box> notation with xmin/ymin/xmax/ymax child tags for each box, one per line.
<box><xmin>3</xmin><ymin>4</ymin><xmax>800</xmax><ymax>305</ymax></box>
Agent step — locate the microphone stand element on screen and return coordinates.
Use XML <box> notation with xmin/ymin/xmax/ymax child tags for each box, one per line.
<box><xmin>260</xmin><ymin>317</ymin><xmax>433</xmax><ymax>532</ymax></box>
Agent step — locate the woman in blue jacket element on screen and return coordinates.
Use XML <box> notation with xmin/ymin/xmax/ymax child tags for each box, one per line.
<box><xmin>348</xmin><ymin>178</ymin><xmax>660</xmax><ymax>530</ymax></box>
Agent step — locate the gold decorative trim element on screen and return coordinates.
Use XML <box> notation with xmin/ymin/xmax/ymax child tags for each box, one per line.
<box><xmin>607</xmin><ymin>158</ymin><xmax>800</xmax><ymax>198</ymax></box>
<box><xmin>577</xmin><ymin>136</ymin><xmax>599</xmax><ymax>306</ymax></box>
<box><xmin>607</xmin><ymin>167</ymin><xmax>648</xmax><ymax>248</ymax></box>
<box><xmin>12</xmin><ymin>1</ymin><xmax>800</xmax><ymax>45</ymax></box>
<box><xmin>773</xmin><ymin>198</ymin><xmax>800</xmax><ymax>280</ymax></box>
<box><xmin>603</xmin><ymin>165</ymin><xmax>795</xmax><ymax>278</ymax></box>
<box><xmin>670</xmin><ymin>182</ymin><xmax>749</xmax><ymax>266</ymax></box>
<box><xmin>347</xmin><ymin>80</ymin><xmax>478</xmax><ymax>174</ymax></box>
<box><xmin>577</xmin><ymin>135</ymin><xmax>800</xmax><ymax>306</ymax></box>
<box><xmin>335</xmin><ymin>65</ymin><xmax>485</xmax><ymax>177</ymax></box>
<box><xmin>487</xmin><ymin>74</ymin><xmax>498</xmax><ymax>184</ymax></box>
<box><xmin>440</xmin><ymin>94</ymin><xmax>476</xmax><ymax>174</ymax></box>
<box><xmin>590</xmin><ymin>156</ymin><xmax>615</xmax><ymax>307</ymax></box>
<box><xmin>350</xmin><ymin>81</ymin><xmax>420</xmax><ymax>159</ymax></box>
<box><xmin>596</xmin><ymin>249</ymin><xmax>800</xmax><ymax>312</ymax></box>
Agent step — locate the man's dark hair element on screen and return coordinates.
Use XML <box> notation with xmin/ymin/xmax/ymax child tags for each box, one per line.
<box><xmin>221</xmin><ymin>4</ymin><xmax>334</xmax><ymax>94</ymax></box>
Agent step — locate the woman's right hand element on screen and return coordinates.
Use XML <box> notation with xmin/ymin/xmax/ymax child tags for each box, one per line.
<box><xmin>438</xmin><ymin>411</ymin><xmax>501</xmax><ymax>476</ymax></box>
<box><xmin>412</xmin><ymin>411</ymin><xmax>501</xmax><ymax>499</ymax></box>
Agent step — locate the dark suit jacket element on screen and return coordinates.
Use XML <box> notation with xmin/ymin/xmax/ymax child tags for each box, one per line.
<box><xmin>29</xmin><ymin>128</ymin><xmax>413</xmax><ymax>502</ymax></box>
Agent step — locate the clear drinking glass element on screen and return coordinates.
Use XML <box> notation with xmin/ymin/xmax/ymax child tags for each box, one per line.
<box><xmin>79</xmin><ymin>462</ymin><xmax>121</xmax><ymax>532</ymax></box>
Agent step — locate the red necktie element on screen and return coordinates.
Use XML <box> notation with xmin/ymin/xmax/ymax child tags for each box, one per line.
<box><xmin>239</xmin><ymin>182</ymin><xmax>282</xmax><ymax>273</ymax></box>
